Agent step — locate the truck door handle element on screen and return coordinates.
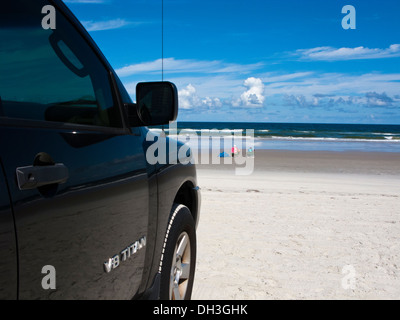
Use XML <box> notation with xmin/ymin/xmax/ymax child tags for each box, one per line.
<box><xmin>16</xmin><ymin>164</ymin><xmax>69</xmax><ymax>190</ymax></box>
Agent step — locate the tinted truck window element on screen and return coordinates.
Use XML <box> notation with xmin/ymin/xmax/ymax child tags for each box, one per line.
<box><xmin>0</xmin><ymin>1</ymin><xmax>121</xmax><ymax>127</ymax></box>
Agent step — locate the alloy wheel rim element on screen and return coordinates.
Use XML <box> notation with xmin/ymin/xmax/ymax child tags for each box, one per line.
<box><xmin>169</xmin><ymin>231</ymin><xmax>191</xmax><ymax>300</ymax></box>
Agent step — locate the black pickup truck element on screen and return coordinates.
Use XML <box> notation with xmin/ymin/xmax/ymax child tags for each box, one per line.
<box><xmin>0</xmin><ymin>0</ymin><xmax>200</xmax><ymax>300</ymax></box>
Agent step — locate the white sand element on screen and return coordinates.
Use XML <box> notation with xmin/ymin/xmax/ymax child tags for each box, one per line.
<box><xmin>192</xmin><ymin>151</ymin><xmax>400</xmax><ymax>300</ymax></box>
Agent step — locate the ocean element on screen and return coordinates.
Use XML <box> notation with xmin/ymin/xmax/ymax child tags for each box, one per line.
<box><xmin>152</xmin><ymin>122</ymin><xmax>400</xmax><ymax>153</ymax></box>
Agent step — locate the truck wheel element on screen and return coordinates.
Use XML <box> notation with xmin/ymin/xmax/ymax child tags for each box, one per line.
<box><xmin>159</xmin><ymin>204</ymin><xmax>196</xmax><ymax>300</ymax></box>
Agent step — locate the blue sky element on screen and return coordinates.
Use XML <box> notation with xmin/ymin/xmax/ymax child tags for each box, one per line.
<box><xmin>64</xmin><ymin>0</ymin><xmax>400</xmax><ymax>124</ymax></box>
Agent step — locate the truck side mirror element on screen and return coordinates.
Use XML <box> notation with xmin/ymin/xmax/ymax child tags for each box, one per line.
<box><xmin>125</xmin><ymin>81</ymin><xmax>178</xmax><ymax>127</ymax></box>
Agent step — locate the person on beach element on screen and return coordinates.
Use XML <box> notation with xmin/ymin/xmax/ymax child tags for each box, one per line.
<box><xmin>232</xmin><ymin>145</ymin><xmax>239</xmax><ymax>157</ymax></box>
<box><xmin>247</xmin><ymin>146</ymin><xmax>254</xmax><ymax>158</ymax></box>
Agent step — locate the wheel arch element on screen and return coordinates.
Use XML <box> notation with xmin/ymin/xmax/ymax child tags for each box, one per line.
<box><xmin>173</xmin><ymin>180</ymin><xmax>200</xmax><ymax>229</ymax></box>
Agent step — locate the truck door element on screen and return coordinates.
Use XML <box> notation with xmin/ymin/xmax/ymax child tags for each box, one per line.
<box><xmin>0</xmin><ymin>0</ymin><xmax>150</xmax><ymax>299</ymax></box>
<box><xmin>0</xmin><ymin>161</ymin><xmax>18</xmax><ymax>299</ymax></box>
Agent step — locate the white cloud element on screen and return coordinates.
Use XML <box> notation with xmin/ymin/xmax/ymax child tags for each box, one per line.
<box><xmin>283</xmin><ymin>94</ymin><xmax>364</xmax><ymax>109</ymax></box>
<box><xmin>365</xmin><ymin>92</ymin><xmax>394</xmax><ymax>107</ymax></box>
<box><xmin>258</xmin><ymin>71</ymin><xmax>400</xmax><ymax>110</ymax></box>
<box><xmin>178</xmin><ymin>84</ymin><xmax>223</xmax><ymax>110</ymax></box>
<box><xmin>263</xmin><ymin>72</ymin><xmax>400</xmax><ymax>99</ymax></box>
<box><xmin>263</xmin><ymin>72</ymin><xmax>314</xmax><ymax>83</ymax></box>
<box><xmin>116</xmin><ymin>58</ymin><xmax>263</xmax><ymax>77</ymax></box>
<box><xmin>282</xmin><ymin>90</ymin><xmax>400</xmax><ymax>110</ymax></box>
<box><xmin>296</xmin><ymin>44</ymin><xmax>400</xmax><ymax>61</ymax></box>
<box><xmin>202</xmin><ymin>97</ymin><xmax>222</xmax><ymax>108</ymax></box>
<box><xmin>81</xmin><ymin>19</ymin><xmax>131</xmax><ymax>32</ymax></box>
<box><xmin>233</xmin><ymin>77</ymin><xmax>265</xmax><ymax>108</ymax></box>
<box><xmin>122</xmin><ymin>71</ymin><xmax>400</xmax><ymax>113</ymax></box>
<box><xmin>116</xmin><ymin>59</ymin><xmax>163</xmax><ymax>77</ymax></box>
<box><xmin>169</xmin><ymin>75</ymin><xmax>243</xmax><ymax>99</ymax></box>
<box><xmin>179</xmin><ymin>84</ymin><xmax>200</xmax><ymax>109</ymax></box>
<box><xmin>117</xmin><ymin>55</ymin><xmax>400</xmax><ymax>115</ymax></box>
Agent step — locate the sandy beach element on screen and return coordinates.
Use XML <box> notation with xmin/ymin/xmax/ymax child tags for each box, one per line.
<box><xmin>191</xmin><ymin>150</ymin><xmax>400</xmax><ymax>299</ymax></box>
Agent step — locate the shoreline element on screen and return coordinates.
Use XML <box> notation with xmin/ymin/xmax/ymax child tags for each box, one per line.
<box><xmin>171</xmin><ymin>136</ymin><xmax>400</xmax><ymax>154</ymax></box>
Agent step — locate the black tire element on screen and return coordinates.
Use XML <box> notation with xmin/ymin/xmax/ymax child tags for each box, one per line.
<box><xmin>159</xmin><ymin>204</ymin><xmax>197</xmax><ymax>300</ymax></box>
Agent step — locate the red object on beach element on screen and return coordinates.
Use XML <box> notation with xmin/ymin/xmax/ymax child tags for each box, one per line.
<box><xmin>232</xmin><ymin>145</ymin><xmax>239</xmax><ymax>156</ymax></box>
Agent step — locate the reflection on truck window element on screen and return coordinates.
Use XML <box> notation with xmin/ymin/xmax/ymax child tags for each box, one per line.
<box><xmin>0</xmin><ymin>0</ymin><xmax>122</xmax><ymax>127</ymax></box>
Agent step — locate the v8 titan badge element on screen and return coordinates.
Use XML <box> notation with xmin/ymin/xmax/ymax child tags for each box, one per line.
<box><xmin>104</xmin><ymin>236</ymin><xmax>146</xmax><ymax>273</ymax></box>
